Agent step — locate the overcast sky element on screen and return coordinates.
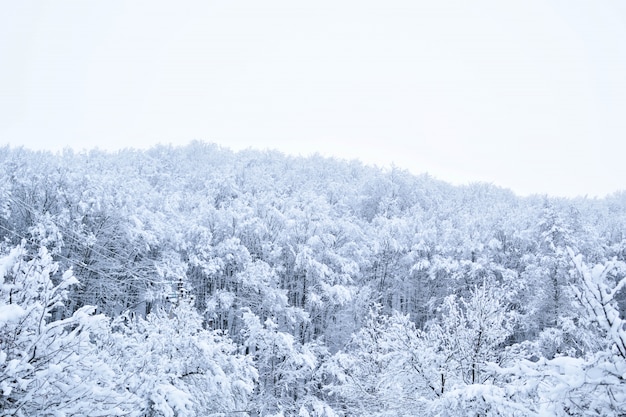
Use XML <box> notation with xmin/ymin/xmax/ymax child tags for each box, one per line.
<box><xmin>1</xmin><ymin>1</ymin><xmax>625</xmax><ymax>198</ymax></box>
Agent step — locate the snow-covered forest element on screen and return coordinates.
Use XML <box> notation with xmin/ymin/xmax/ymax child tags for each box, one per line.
<box><xmin>1</xmin><ymin>142</ymin><xmax>626</xmax><ymax>416</ymax></box>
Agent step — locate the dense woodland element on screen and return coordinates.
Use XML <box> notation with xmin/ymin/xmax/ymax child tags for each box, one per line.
<box><xmin>1</xmin><ymin>142</ymin><xmax>626</xmax><ymax>416</ymax></box>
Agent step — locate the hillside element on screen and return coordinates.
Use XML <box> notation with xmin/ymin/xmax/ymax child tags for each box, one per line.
<box><xmin>1</xmin><ymin>142</ymin><xmax>626</xmax><ymax>416</ymax></box>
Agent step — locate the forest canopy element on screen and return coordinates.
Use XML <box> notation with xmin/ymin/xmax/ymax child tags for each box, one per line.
<box><xmin>1</xmin><ymin>142</ymin><xmax>626</xmax><ymax>416</ymax></box>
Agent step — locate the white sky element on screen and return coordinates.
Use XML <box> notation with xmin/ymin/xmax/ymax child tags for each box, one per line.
<box><xmin>1</xmin><ymin>1</ymin><xmax>626</xmax><ymax>198</ymax></box>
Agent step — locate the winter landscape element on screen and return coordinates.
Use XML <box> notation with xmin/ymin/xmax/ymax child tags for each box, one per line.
<box><xmin>3</xmin><ymin>1</ymin><xmax>626</xmax><ymax>414</ymax></box>
<box><xmin>1</xmin><ymin>142</ymin><xmax>625</xmax><ymax>416</ymax></box>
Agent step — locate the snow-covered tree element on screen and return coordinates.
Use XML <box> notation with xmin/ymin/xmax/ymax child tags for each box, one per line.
<box><xmin>495</xmin><ymin>251</ymin><xmax>626</xmax><ymax>416</ymax></box>
<box><xmin>107</xmin><ymin>299</ymin><xmax>256</xmax><ymax>417</ymax></box>
<box><xmin>0</xmin><ymin>244</ymin><xmax>139</xmax><ymax>416</ymax></box>
<box><xmin>241</xmin><ymin>309</ymin><xmax>334</xmax><ymax>417</ymax></box>
<box><xmin>327</xmin><ymin>283</ymin><xmax>519</xmax><ymax>417</ymax></box>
